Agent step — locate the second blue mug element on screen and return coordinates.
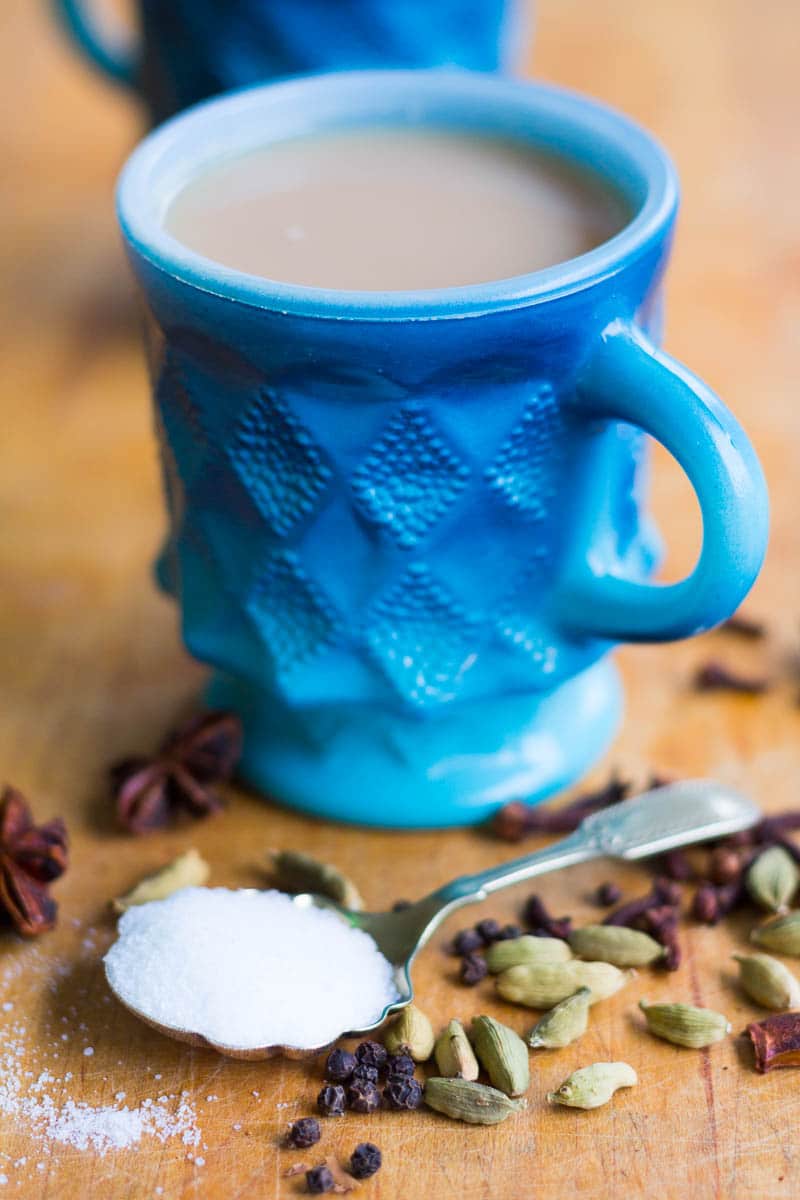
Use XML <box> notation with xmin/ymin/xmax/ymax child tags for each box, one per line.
<box><xmin>116</xmin><ymin>71</ymin><xmax>769</xmax><ymax>827</ymax></box>
<box><xmin>54</xmin><ymin>0</ymin><xmax>526</xmax><ymax>122</ymax></box>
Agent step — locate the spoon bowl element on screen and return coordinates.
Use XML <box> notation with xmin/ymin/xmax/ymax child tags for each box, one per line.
<box><xmin>105</xmin><ymin>780</ymin><xmax>760</xmax><ymax>1058</ymax></box>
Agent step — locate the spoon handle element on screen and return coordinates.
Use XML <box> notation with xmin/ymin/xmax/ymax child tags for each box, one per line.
<box><xmin>424</xmin><ymin>780</ymin><xmax>759</xmax><ymax>912</ymax></box>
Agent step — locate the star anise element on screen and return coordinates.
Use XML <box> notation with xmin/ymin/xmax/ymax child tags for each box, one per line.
<box><xmin>110</xmin><ymin>710</ymin><xmax>243</xmax><ymax>835</ymax></box>
<box><xmin>0</xmin><ymin>785</ymin><xmax>68</xmax><ymax>936</ymax></box>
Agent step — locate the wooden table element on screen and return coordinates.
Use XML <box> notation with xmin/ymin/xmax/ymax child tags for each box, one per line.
<box><xmin>1</xmin><ymin>1</ymin><xmax>798</xmax><ymax>1195</ymax></box>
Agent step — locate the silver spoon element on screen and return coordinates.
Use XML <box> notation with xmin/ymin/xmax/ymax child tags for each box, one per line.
<box><xmin>107</xmin><ymin>780</ymin><xmax>759</xmax><ymax>1059</ymax></box>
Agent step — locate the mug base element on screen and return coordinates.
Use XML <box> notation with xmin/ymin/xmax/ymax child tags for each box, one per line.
<box><xmin>207</xmin><ymin>657</ymin><xmax>622</xmax><ymax>829</ymax></box>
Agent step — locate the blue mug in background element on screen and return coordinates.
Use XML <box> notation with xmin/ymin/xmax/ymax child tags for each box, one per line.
<box><xmin>54</xmin><ymin>0</ymin><xmax>527</xmax><ymax>122</ymax></box>
<box><xmin>116</xmin><ymin>71</ymin><xmax>768</xmax><ymax>828</ymax></box>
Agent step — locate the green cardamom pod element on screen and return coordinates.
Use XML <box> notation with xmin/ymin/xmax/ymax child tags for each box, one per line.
<box><xmin>268</xmin><ymin>849</ymin><xmax>363</xmax><ymax>911</ymax></box>
<box><xmin>434</xmin><ymin>1020</ymin><xmax>479</xmax><ymax>1081</ymax></box>
<box><xmin>638</xmin><ymin>999</ymin><xmax>731</xmax><ymax>1048</ymax></box>
<box><xmin>751</xmin><ymin>911</ymin><xmax>800</xmax><ymax>957</ymax></box>
<box><xmin>383</xmin><ymin>1003</ymin><xmax>435</xmax><ymax>1061</ymax></box>
<box><xmin>746</xmin><ymin>846</ymin><xmax>800</xmax><ymax>914</ymax></box>
<box><xmin>527</xmin><ymin>987</ymin><xmax>592</xmax><ymax>1049</ymax></box>
<box><xmin>568</xmin><ymin>925</ymin><xmax>665</xmax><ymax>968</ymax></box>
<box><xmin>733</xmin><ymin>953</ymin><xmax>800</xmax><ymax>1010</ymax></box>
<box><xmin>547</xmin><ymin>1062</ymin><xmax>637</xmax><ymax>1110</ymax></box>
<box><xmin>496</xmin><ymin>960</ymin><xmax>630</xmax><ymax>1009</ymax></box>
<box><xmin>112</xmin><ymin>848</ymin><xmax>209</xmax><ymax>913</ymax></box>
<box><xmin>470</xmin><ymin>1015</ymin><xmax>530</xmax><ymax>1097</ymax></box>
<box><xmin>485</xmin><ymin>935</ymin><xmax>572</xmax><ymax>974</ymax></box>
<box><xmin>424</xmin><ymin>1077</ymin><xmax>526</xmax><ymax>1124</ymax></box>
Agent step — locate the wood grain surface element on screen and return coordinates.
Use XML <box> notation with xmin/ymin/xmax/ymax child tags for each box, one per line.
<box><xmin>1</xmin><ymin>1</ymin><xmax>799</xmax><ymax>1196</ymax></box>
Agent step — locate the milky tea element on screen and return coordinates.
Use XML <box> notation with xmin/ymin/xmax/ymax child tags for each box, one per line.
<box><xmin>165</xmin><ymin>127</ymin><xmax>630</xmax><ymax>291</ymax></box>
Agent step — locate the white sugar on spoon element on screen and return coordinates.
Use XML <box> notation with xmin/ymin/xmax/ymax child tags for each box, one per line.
<box><xmin>103</xmin><ymin>888</ymin><xmax>399</xmax><ymax>1055</ymax></box>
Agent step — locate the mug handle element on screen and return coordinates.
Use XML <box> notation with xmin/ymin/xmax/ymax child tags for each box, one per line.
<box><xmin>53</xmin><ymin>0</ymin><xmax>138</xmax><ymax>86</ymax></box>
<box><xmin>556</xmin><ymin>321</ymin><xmax>769</xmax><ymax>641</ymax></box>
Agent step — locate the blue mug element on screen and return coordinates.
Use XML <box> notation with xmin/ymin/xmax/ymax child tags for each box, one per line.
<box><xmin>54</xmin><ymin>0</ymin><xmax>525</xmax><ymax>122</ymax></box>
<box><xmin>117</xmin><ymin>71</ymin><xmax>768</xmax><ymax>828</ymax></box>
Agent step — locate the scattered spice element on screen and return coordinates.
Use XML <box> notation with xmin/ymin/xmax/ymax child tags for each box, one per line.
<box><xmin>638</xmin><ymin>1000</ymin><xmax>730</xmax><ymax>1049</ymax></box>
<box><xmin>470</xmin><ymin>1016</ymin><xmax>530</xmax><ymax>1097</ymax></box>
<box><xmin>349</xmin><ymin>1143</ymin><xmax>382</xmax><ymax>1180</ymax></box>
<box><xmin>383</xmin><ymin>1076</ymin><xmax>423</xmax><ymax>1111</ymax></box>
<box><xmin>286</xmin><ymin>1118</ymin><xmax>321</xmax><ymax>1149</ymax></box>
<box><xmin>568</xmin><ymin>925</ymin><xmax>664</xmax><ymax>968</ymax></box>
<box><xmin>459</xmin><ymin>953</ymin><xmax>488</xmax><ymax>986</ymax></box>
<box><xmin>486</xmin><ymin>935</ymin><xmax>572</xmax><ymax>974</ymax></box>
<box><xmin>496</xmin><ymin>960</ymin><xmax>630</xmax><ymax>1008</ymax></box>
<box><xmin>693</xmin><ymin>661</ymin><xmax>768</xmax><ymax>695</ymax></box>
<box><xmin>733</xmin><ymin>953</ymin><xmax>800</xmax><ymax>1010</ymax></box>
<box><xmin>306</xmin><ymin>1163</ymin><xmax>336</xmax><ymax>1194</ymax></box>
<box><xmin>595</xmin><ymin>881</ymin><xmax>622</xmax><ymax>907</ymax></box>
<box><xmin>0</xmin><ymin>785</ymin><xmax>68</xmax><ymax>936</ymax></box>
<box><xmin>746</xmin><ymin>845</ymin><xmax>800</xmax><ymax>913</ymax></box>
<box><xmin>317</xmin><ymin>1086</ymin><xmax>347</xmax><ymax>1118</ymax></box>
<box><xmin>751</xmin><ymin>910</ymin><xmax>800</xmax><ymax>956</ymax></box>
<box><xmin>424</xmin><ymin>1077</ymin><xmax>525</xmax><ymax>1125</ymax></box>
<box><xmin>346</xmin><ymin>1080</ymin><xmax>381</xmax><ymax>1114</ymax></box>
<box><xmin>451</xmin><ymin>928</ymin><xmax>483</xmax><ymax>956</ymax></box>
<box><xmin>433</xmin><ymin>1020</ymin><xmax>479</xmax><ymax>1081</ymax></box>
<box><xmin>382</xmin><ymin>1004</ymin><xmax>434</xmax><ymax>1061</ymax></box>
<box><xmin>691</xmin><ymin>879</ymin><xmax>744</xmax><ymax>925</ymax></box>
<box><xmin>355</xmin><ymin>1041</ymin><xmax>388</xmax><ymax>1073</ymax></box>
<box><xmin>110</xmin><ymin>710</ymin><xmax>242</xmax><ymax>834</ymax></box>
<box><xmin>603</xmin><ymin>878</ymin><xmax>680</xmax><ymax>928</ymax></box>
<box><xmin>475</xmin><ymin>918</ymin><xmax>502</xmax><ymax>945</ymax></box>
<box><xmin>660</xmin><ymin>848</ymin><xmax>694</xmax><ymax>882</ymax></box>
<box><xmin>268</xmin><ymin>850</ymin><xmax>363</xmax><ymax>912</ymax></box>
<box><xmin>491</xmin><ymin>773</ymin><xmax>630</xmax><ymax>841</ymax></box>
<box><xmin>385</xmin><ymin>1053</ymin><xmax>415</xmax><ymax>1077</ymax></box>
<box><xmin>324</xmin><ymin>1048</ymin><xmax>357</xmax><ymax>1083</ymax></box>
<box><xmin>707</xmin><ymin>845</ymin><xmax>745</xmax><ymax>885</ymax></box>
<box><xmin>527</xmin><ymin>988</ymin><xmax>591</xmax><ymax>1050</ymax></box>
<box><xmin>112</xmin><ymin>848</ymin><xmax>209</xmax><ymax>913</ymax></box>
<box><xmin>350</xmin><ymin>1065</ymin><xmax>378</xmax><ymax>1086</ymax></box>
<box><xmin>547</xmin><ymin>1062</ymin><xmax>637</xmax><ymax>1110</ymax></box>
<box><xmin>522</xmin><ymin>894</ymin><xmax>572</xmax><ymax>940</ymax></box>
<box><xmin>746</xmin><ymin>1013</ymin><xmax>800</xmax><ymax>1072</ymax></box>
<box><xmin>721</xmin><ymin>613</ymin><xmax>766</xmax><ymax>639</ymax></box>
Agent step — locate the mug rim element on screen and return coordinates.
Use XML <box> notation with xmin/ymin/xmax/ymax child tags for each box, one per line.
<box><xmin>117</xmin><ymin>69</ymin><xmax>679</xmax><ymax>321</ymax></box>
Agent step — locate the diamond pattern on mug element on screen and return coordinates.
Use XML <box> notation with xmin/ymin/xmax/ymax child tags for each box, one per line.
<box><xmin>495</xmin><ymin>552</ymin><xmax>561</xmax><ymax>676</ymax></box>
<box><xmin>484</xmin><ymin>383</ymin><xmax>564</xmax><ymax>520</ymax></box>
<box><xmin>364</xmin><ymin>563</ymin><xmax>479</xmax><ymax>709</ymax></box>
<box><xmin>244</xmin><ymin>549</ymin><xmax>339</xmax><ymax>680</ymax></box>
<box><xmin>352</xmin><ymin>403</ymin><xmax>470</xmax><ymax>549</ymax></box>
<box><xmin>226</xmin><ymin>388</ymin><xmax>332</xmax><ymax>538</ymax></box>
<box><xmin>155</xmin><ymin>357</ymin><xmax>210</xmax><ymax>489</ymax></box>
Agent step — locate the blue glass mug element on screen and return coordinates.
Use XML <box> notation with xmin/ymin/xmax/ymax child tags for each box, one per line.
<box><xmin>53</xmin><ymin>0</ymin><xmax>525</xmax><ymax>122</ymax></box>
<box><xmin>117</xmin><ymin>71</ymin><xmax>768</xmax><ymax>827</ymax></box>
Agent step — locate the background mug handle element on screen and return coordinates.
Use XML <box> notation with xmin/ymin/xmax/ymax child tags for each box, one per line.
<box><xmin>557</xmin><ymin>321</ymin><xmax>769</xmax><ymax>641</ymax></box>
<box><xmin>53</xmin><ymin>0</ymin><xmax>138</xmax><ymax>86</ymax></box>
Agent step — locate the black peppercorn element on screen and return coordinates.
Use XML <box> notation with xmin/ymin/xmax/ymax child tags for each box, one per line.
<box><xmin>351</xmin><ymin>1063</ymin><xmax>379</xmax><ymax>1085</ymax></box>
<box><xmin>386</xmin><ymin>1053</ymin><xmax>415</xmax><ymax>1077</ymax></box>
<box><xmin>323</xmin><ymin>1047</ymin><xmax>357</xmax><ymax>1083</ymax></box>
<box><xmin>596</xmin><ymin>881</ymin><xmax>622</xmax><ymax>907</ymax></box>
<box><xmin>285</xmin><ymin>1117</ymin><xmax>321</xmax><ymax>1149</ymax></box>
<box><xmin>460</xmin><ymin>952</ymin><xmax>488</xmax><ymax>986</ymax></box>
<box><xmin>350</xmin><ymin>1142</ymin><xmax>383</xmax><ymax>1180</ymax></box>
<box><xmin>347</xmin><ymin>1080</ymin><xmax>381</xmax><ymax>1114</ymax></box>
<box><xmin>495</xmin><ymin>923</ymin><xmax>523</xmax><ymax>941</ymax></box>
<box><xmin>306</xmin><ymin>1164</ymin><xmax>335</xmax><ymax>1194</ymax></box>
<box><xmin>451</xmin><ymin>927</ymin><xmax>483</xmax><ymax>955</ymax></box>
<box><xmin>475</xmin><ymin>917</ymin><xmax>502</xmax><ymax>944</ymax></box>
<box><xmin>355</xmin><ymin>1040</ymin><xmax>388</xmax><ymax>1072</ymax></box>
<box><xmin>316</xmin><ymin>1084</ymin><xmax>346</xmax><ymax>1117</ymax></box>
<box><xmin>383</xmin><ymin>1076</ymin><xmax>423</xmax><ymax>1110</ymax></box>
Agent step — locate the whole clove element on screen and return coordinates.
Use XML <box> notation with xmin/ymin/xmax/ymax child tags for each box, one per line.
<box><xmin>491</xmin><ymin>773</ymin><xmax>630</xmax><ymax>841</ymax></box>
<box><xmin>693</xmin><ymin>661</ymin><xmax>768</xmax><ymax>695</ymax></box>
<box><xmin>721</xmin><ymin>613</ymin><xmax>766</xmax><ymax>639</ymax></box>
<box><xmin>522</xmin><ymin>894</ymin><xmax>572</xmax><ymax>940</ymax></box>
<box><xmin>691</xmin><ymin>879</ymin><xmax>745</xmax><ymax>925</ymax></box>
<box><xmin>660</xmin><ymin>848</ymin><xmax>694</xmax><ymax>882</ymax></box>
<box><xmin>595</xmin><ymin>881</ymin><xmax>622</xmax><ymax>907</ymax></box>
<box><xmin>603</xmin><ymin>878</ymin><xmax>680</xmax><ymax>928</ymax></box>
<box><xmin>451</xmin><ymin>927</ymin><xmax>483</xmax><ymax>956</ymax></box>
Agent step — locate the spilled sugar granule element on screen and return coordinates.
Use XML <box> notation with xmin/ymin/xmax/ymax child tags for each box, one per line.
<box><xmin>104</xmin><ymin>888</ymin><xmax>400</xmax><ymax>1050</ymax></box>
<box><xmin>0</xmin><ymin>1018</ymin><xmax>201</xmax><ymax>1156</ymax></box>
